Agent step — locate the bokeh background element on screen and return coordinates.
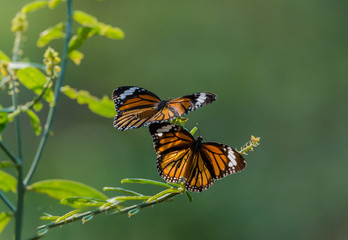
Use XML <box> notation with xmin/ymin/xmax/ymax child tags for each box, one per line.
<box><xmin>1</xmin><ymin>0</ymin><xmax>348</xmax><ymax>239</ymax></box>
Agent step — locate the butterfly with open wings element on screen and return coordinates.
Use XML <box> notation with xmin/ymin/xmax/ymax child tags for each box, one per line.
<box><xmin>149</xmin><ymin>123</ymin><xmax>246</xmax><ymax>192</ymax></box>
<box><xmin>112</xmin><ymin>86</ymin><xmax>216</xmax><ymax>131</ymax></box>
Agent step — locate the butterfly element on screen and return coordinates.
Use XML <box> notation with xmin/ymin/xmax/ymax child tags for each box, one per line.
<box><xmin>112</xmin><ymin>86</ymin><xmax>216</xmax><ymax>131</ymax></box>
<box><xmin>149</xmin><ymin>123</ymin><xmax>246</xmax><ymax>192</ymax></box>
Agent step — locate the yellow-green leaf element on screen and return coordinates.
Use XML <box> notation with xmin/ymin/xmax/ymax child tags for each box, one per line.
<box><xmin>60</xmin><ymin>197</ymin><xmax>107</xmax><ymax>208</ymax></box>
<box><xmin>0</xmin><ymin>50</ymin><xmax>11</xmax><ymax>62</ymax></box>
<box><xmin>73</xmin><ymin>10</ymin><xmax>98</xmax><ymax>26</ymax></box>
<box><xmin>61</xmin><ymin>85</ymin><xmax>115</xmax><ymax>118</ymax></box>
<box><xmin>102</xmin><ymin>25</ymin><xmax>124</xmax><ymax>40</ymax></box>
<box><xmin>48</xmin><ymin>0</ymin><xmax>63</xmax><ymax>9</ymax></box>
<box><xmin>0</xmin><ymin>170</ymin><xmax>17</xmax><ymax>193</ymax></box>
<box><xmin>28</xmin><ymin>179</ymin><xmax>108</xmax><ymax>200</ymax></box>
<box><xmin>21</xmin><ymin>1</ymin><xmax>47</xmax><ymax>14</ymax></box>
<box><xmin>68</xmin><ymin>50</ymin><xmax>84</xmax><ymax>65</ymax></box>
<box><xmin>37</xmin><ymin>22</ymin><xmax>65</xmax><ymax>47</ymax></box>
<box><xmin>33</xmin><ymin>101</ymin><xmax>43</xmax><ymax>112</ymax></box>
<box><xmin>0</xmin><ymin>161</ymin><xmax>15</xmax><ymax>169</ymax></box>
<box><xmin>0</xmin><ymin>112</ymin><xmax>8</xmax><ymax>134</ymax></box>
<box><xmin>27</xmin><ymin>109</ymin><xmax>42</xmax><ymax>136</ymax></box>
<box><xmin>17</xmin><ymin>67</ymin><xmax>47</xmax><ymax>93</ymax></box>
<box><xmin>68</xmin><ymin>27</ymin><xmax>93</xmax><ymax>52</ymax></box>
<box><xmin>0</xmin><ymin>212</ymin><xmax>12</xmax><ymax>234</ymax></box>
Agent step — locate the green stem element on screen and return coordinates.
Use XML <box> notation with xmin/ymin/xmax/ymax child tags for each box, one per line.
<box><xmin>24</xmin><ymin>0</ymin><xmax>73</xmax><ymax>185</ymax></box>
<box><xmin>28</xmin><ymin>191</ymin><xmax>182</xmax><ymax>240</ymax></box>
<box><xmin>0</xmin><ymin>191</ymin><xmax>16</xmax><ymax>212</ymax></box>
<box><xmin>15</xmin><ymin>166</ymin><xmax>24</xmax><ymax>240</ymax></box>
<box><xmin>0</xmin><ymin>141</ymin><xmax>20</xmax><ymax>164</ymax></box>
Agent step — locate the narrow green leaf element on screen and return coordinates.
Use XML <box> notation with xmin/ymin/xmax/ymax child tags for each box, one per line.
<box><xmin>60</xmin><ymin>85</ymin><xmax>115</xmax><ymax>118</ymax></box>
<box><xmin>128</xmin><ymin>208</ymin><xmax>140</xmax><ymax>217</ymax></box>
<box><xmin>146</xmin><ymin>188</ymin><xmax>181</xmax><ymax>203</ymax></box>
<box><xmin>0</xmin><ymin>161</ymin><xmax>15</xmax><ymax>169</ymax></box>
<box><xmin>103</xmin><ymin>187</ymin><xmax>143</xmax><ymax>196</ymax></box>
<box><xmin>185</xmin><ymin>191</ymin><xmax>193</xmax><ymax>202</ymax></box>
<box><xmin>9</xmin><ymin>62</ymin><xmax>45</xmax><ymax>71</ymax></box>
<box><xmin>37</xmin><ymin>227</ymin><xmax>48</xmax><ymax>236</ymax></box>
<box><xmin>48</xmin><ymin>0</ymin><xmax>63</xmax><ymax>9</ymax></box>
<box><xmin>68</xmin><ymin>50</ymin><xmax>84</xmax><ymax>65</ymax></box>
<box><xmin>40</xmin><ymin>213</ymin><xmax>60</xmax><ymax>221</ymax></box>
<box><xmin>0</xmin><ymin>170</ymin><xmax>17</xmax><ymax>193</ymax></box>
<box><xmin>55</xmin><ymin>209</ymin><xmax>80</xmax><ymax>223</ymax></box>
<box><xmin>0</xmin><ymin>212</ymin><xmax>12</xmax><ymax>233</ymax></box>
<box><xmin>37</xmin><ymin>22</ymin><xmax>65</xmax><ymax>47</ymax></box>
<box><xmin>60</xmin><ymin>197</ymin><xmax>107</xmax><ymax>208</ymax></box>
<box><xmin>21</xmin><ymin>1</ymin><xmax>47</xmax><ymax>13</ymax></box>
<box><xmin>73</xmin><ymin>10</ymin><xmax>98</xmax><ymax>26</ymax></box>
<box><xmin>0</xmin><ymin>51</ymin><xmax>10</xmax><ymax>62</ymax></box>
<box><xmin>27</xmin><ymin>110</ymin><xmax>42</xmax><ymax>136</ymax></box>
<box><xmin>17</xmin><ymin>67</ymin><xmax>47</xmax><ymax>94</ymax></box>
<box><xmin>82</xmin><ymin>214</ymin><xmax>94</xmax><ymax>223</ymax></box>
<box><xmin>68</xmin><ymin>27</ymin><xmax>93</xmax><ymax>52</ymax></box>
<box><xmin>121</xmin><ymin>178</ymin><xmax>173</xmax><ymax>189</ymax></box>
<box><xmin>28</xmin><ymin>179</ymin><xmax>108</xmax><ymax>200</ymax></box>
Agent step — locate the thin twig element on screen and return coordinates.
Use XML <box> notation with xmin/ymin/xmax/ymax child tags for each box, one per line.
<box><xmin>0</xmin><ymin>141</ymin><xmax>20</xmax><ymax>165</ymax></box>
<box><xmin>0</xmin><ymin>191</ymin><xmax>16</xmax><ymax>212</ymax></box>
<box><xmin>24</xmin><ymin>0</ymin><xmax>73</xmax><ymax>185</ymax></box>
<box><xmin>27</xmin><ymin>191</ymin><xmax>182</xmax><ymax>240</ymax></box>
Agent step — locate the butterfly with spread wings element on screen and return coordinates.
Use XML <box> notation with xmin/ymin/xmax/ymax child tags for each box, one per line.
<box><xmin>112</xmin><ymin>86</ymin><xmax>216</xmax><ymax>131</ymax></box>
<box><xmin>149</xmin><ymin>123</ymin><xmax>246</xmax><ymax>192</ymax></box>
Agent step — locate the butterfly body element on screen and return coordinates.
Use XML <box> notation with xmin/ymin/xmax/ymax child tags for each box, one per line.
<box><xmin>150</xmin><ymin>123</ymin><xmax>246</xmax><ymax>192</ymax></box>
<box><xmin>113</xmin><ymin>86</ymin><xmax>216</xmax><ymax>131</ymax></box>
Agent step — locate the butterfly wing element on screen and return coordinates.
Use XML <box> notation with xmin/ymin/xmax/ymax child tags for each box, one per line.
<box><xmin>149</xmin><ymin>123</ymin><xmax>195</xmax><ymax>183</ymax></box>
<box><xmin>113</xmin><ymin>86</ymin><xmax>161</xmax><ymax>131</ymax></box>
<box><xmin>166</xmin><ymin>92</ymin><xmax>217</xmax><ymax>116</ymax></box>
<box><xmin>185</xmin><ymin>143</ymin><xmax>246</xmax><ymax>192</ymax></box>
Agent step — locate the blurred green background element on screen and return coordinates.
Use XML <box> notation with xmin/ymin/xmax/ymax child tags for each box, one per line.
<box><xmin>1</xmin><ymin>0</ymin><xmax>348</xmax><ymax>239</ymax></box>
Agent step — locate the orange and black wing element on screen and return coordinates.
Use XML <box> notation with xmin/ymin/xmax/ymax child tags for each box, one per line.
<box><xmin>113</xmin><ymin>86</ymin><xmax>161</xmax><ymax>131</ymax></box>
<box><xmin>184</xmin><ymin>143</ymin><xmax>246</xmax><ymax>192</ymax></box>
<box><xmin>166</xmin><ymin>92</ymin><xmax>217</xmax><ymax>116</ymax></box>
<box><xmin>149</xmin><ymin>123</ymin><xmax>195</xmax><ymax>183</ymax></box>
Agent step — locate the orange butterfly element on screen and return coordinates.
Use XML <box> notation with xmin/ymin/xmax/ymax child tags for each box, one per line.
<box><xmin>149</xmin><ymin>123</ymin><xmax>246</xmax><ymax>192</ymax></box>
<box><xmin>113</xmin><ymin>86</ymin><xmax>216</xmax><ymax>131</ymax></box>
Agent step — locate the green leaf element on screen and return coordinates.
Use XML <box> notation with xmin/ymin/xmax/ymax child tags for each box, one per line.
<box><xmin>121</xmin><ymin>178</ymin><xmax>174</xmax><ymax>189</ymax></box>
<box><xmin>185</xmin><ymin>191</ymin><xmax>193</xmax><ymax>202</ymax></box>
<box><xmin>33</xmin><ymin>101</ymin><xmax>43</xmax><ymax>112</ymax></box>
<box><xmin>21</xmin><ymin>1</ymin><xmax>47</xmax><ymax>14</ymax></box>
<box><xmin>37</xmin><ymin>22</ymin><xmax>65</xmax><ymax>47</ymax></box>
<box><xmin>100</xmin><ymin>25</ymin><xmax>124</xmax><ymax>40</ymax></box>
<box><xmin>0</xmin><ymin>50</ymin><xmax>11</xmax><ymax>62</ymax></box>
<box><xmin>0</xmin><ymin>112</ymin><xmax>8</xmax><ymax>134</ymax></box>
<box><xmin>0</xmin><ymin>170</ymin><xmax>17</xmax><ymax>193</ymax></box>
<box><xmin>0</xmin><ymin>161</ymin><xmax>15</xmax><ymax>169</ymax></box>
<box><xmin>60</xmin><ymin>197</ymin><xmax>107</xmax><ymax>208</ymax></box>
<box><xmin>55</xmin><ymin>209</ymin><xmax>80</xmax><ymax>223</ymax></box>
<box><xmin>27</xmin><ymin>109</ymin><xmax>42</xmax><ymax>136</ymax></box>
<box><xmin>48</xmin><ymin>0</ymin><xmax>63</xmax><ymax>9</ymax></box>
<box><xmin>28</xmin><ymin>179</ymin><xmax>108</xmax><ymax>200</ymax></box>
<box><xmin>103</xmin><ymin>187</ymin><xmax>143</xmax><ymax>196</ymax></box>
<box><xmin>17</xmin><ymin>67</ymin><xmax>46</xmax><ymax>94</ymax></box>
<box><xmin>68</xmin><ymin>27</ymin><xmax>94</xmax><ymax>52</ymax></box>
<box><xmin>73</xmin><ymin>10</ymin><xmax>98</xmax><ymax>26</ymax></box>
<box><xmin>40</xmin><ymin>213</ymin><xmax>60</xmax><ymax>221</ymax></box>
<box><xmin>68</xmin><ymin>50</ymin><xmax>84</xmax><ymax>65</ymax></box>
<box><xmin>61</xmin><ymin>85</ymin><xmax>115</xmax><ymax>118</ymax></box>
<box><xmin>146</xmin><ymin>188</ymin><xmax>181</xmax><ymax>203</ymax></box>
<box><xmin>0</xmin><ymin>212</ymin><xmax>12</xmax><ymax>233</ymax></box>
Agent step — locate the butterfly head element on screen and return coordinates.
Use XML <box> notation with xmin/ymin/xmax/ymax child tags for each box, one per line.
<box><xmin>156</xmin><ymin>100</ymin><xmax>168</xmax><ymax>110</ymax></box>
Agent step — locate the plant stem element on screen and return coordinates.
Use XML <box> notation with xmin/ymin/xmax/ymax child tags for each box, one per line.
<box><xmin>0</xmin><ymin>141</ymin><xmax>20</xmax><ymax>165</ymax></box>
<box><xmin>27</xmin><ymin>191</ymin><xmax>182</xmax><ymax>240</ymax></box>
<box><xmin>11</xmin><ymin>28</ymin><xmax>25</xmax><ymax>240</ymax></box>
<box><xmin>0</xmin><ymin>191</ymin><xmax>16</xmax><ymax>212</ymax></box>
<box><xmin>24</xmin><ymin>0</ymin><xmax>73</xmax><ymax>185</ymax></box>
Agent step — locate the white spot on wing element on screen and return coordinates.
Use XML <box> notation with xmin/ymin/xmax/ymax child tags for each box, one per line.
<box><xmin>120</xmin><ymin>87</ymin><xmax>139</xmax><ymax>100</ymax></box>
<box><xmin>157</xmin><ymin>125</ymin><xmax>173</xmax><ymax>133</ymax></box>
<box><xmin>195</xmin><ymin>93</ymin><xmax>207</xmax><ymax>106</ymax></box>
<box><xmin>227</xmin><ymin>148</ymin><xmax>237</xmax><ymax>166</ymax></box>
<box><xmin>157</xmin><ymin>133</ymin><xmax>163</xmax><ymax>137</ymax></box>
